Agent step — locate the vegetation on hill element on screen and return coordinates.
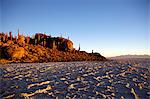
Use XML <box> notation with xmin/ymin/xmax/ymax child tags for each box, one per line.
<box><xmin>0</xmin><ymin>32</ymin><xmax>106</xmax><ymax>63</ymax></box>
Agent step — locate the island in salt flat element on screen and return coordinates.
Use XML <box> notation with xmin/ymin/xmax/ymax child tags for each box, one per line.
<box><xmin>0</xmin><ymin>30</ymin><xmax>106</xmax><ymax>63</ymax></box>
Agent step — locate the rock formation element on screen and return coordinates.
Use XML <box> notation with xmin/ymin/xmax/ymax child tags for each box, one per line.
<box><xmin>0</xmin><ymin>31</ymin><xmax>106</xmax><ymax>63</ymax></box>
<box><xmin>17</xmin><ymin>35</ymin><xmax>25</xmax><ymax>46</ymax></box>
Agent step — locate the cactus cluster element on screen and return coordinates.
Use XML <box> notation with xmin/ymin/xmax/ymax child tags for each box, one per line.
<box><xmin>0</xmin><ymin>31</ymin><xmax>106</xmax><ymax>63</ymax></box>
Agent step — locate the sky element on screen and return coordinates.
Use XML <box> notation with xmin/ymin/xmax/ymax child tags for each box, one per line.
<box><xmin>0</xmin><ymin>0</ymin><xmax>149</xmax><ymax>57</ymax></box>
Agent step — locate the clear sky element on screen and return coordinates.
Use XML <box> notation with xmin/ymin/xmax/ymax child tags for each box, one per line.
<box><xmin>0</xmin><ymin>0</ymin><xmax>149</xmax><ymax>57</ymax></box>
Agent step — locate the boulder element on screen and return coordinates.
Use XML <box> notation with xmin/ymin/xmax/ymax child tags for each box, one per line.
<box><xmin>0</xmin><ymin>41</ymin><xmax>3</xmax><ymax>46</ymax></box>
<box><xmin>7</xmin><ymin>46</ymin><xmax>26</xmax><ymax>60</ymax></box>
<box><xmin>17</xmin><ymin>35</ymin><xmax>25</xmax><ymax>46</ymax></box>
<box><xmin>65</xmin><ymin>40</ymin><xmax>73</xmax><ymax>50</ymax></box>
<box><xmin>7</xmin><ymin>40</ymin><xmax>14</xmax><ymax>45</ymax></box>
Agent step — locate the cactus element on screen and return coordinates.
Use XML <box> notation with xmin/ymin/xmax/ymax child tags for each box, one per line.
<box><xmin>3</xmin><ymin>35</ymin><xmax>5</xmax><ymax>42</ymax></box>
<box><xmin>14</xmin><ymin>36</ymin><xmax>17</xmax><ymax>43</ymax></box>
<box><xmin>26</xmin><ymin>37</ymin><xmax>30</xmax><ymax>44</ymax></box>
<box><xmin>5</xmin><ymin>33</ymin><xmax>8</xmax><ymax>42</ymax></box>
<box><xmin>9</xmin><ymin>32</ymin><xmax>12</xmax><ymax>40</ymax></box>
<box><xmin>37</xmin><ymin>34</ymin><xmax>40</xmax><ymax>44</ymax></box>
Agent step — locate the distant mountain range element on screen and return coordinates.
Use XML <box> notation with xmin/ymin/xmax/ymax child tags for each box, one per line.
<box><xmin>109</xmin><ymin>55</ymin><xmax>150</xmax><ymax>59</ymax></box>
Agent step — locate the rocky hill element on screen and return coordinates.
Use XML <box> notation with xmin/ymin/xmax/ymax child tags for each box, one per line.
<box><xmin>0</xmin><ymin>32</ymin><xmax>106</xmax><ymax>63</ymax></box>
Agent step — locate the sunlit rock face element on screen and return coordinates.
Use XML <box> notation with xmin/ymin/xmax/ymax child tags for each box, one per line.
<box><xmin>0</xmin><ymin>41</ymin><xmax>3</xmax><ymax>46</ymax></box>
<box><xmin>6</xmin><ymin>40</ymin><xmax>14</xmax><ymax>45</ymax></box>
<box><xmin>65</xmin><ymin>39</ymin><xmax>73</xmax><ymax>51</ymax></box>
<box><xmin>6</xmin><ymin>45</ymin><xmax>26</xmax><ymax>60</ymax></box>
<box><xmin>0</xmin><ymin>32</ymin><xmax>106</xmax><ymax>63</ymax></box>
<box><xmin>17</xmin><ymin>35</ymin><xmax>25</xmax><ymax>46</ymax></box>
<box><xmin>11</xmin><ymin>47</ymin><xmax>26</xmax><ymax>60</ymax></box>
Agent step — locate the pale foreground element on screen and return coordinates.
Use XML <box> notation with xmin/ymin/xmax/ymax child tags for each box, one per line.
<box><xmin>0</xmin><ymin>60</ymin><xmax>149</xmax><ymax>99</ymax></box>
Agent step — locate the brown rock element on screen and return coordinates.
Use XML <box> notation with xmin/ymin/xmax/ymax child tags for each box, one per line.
<box><xmin>7</xmin><ymin>46</ymin><xmax>26</xmax><ymax>60</ymax></box>
<box><xmin>65</xmin><ymin>40</ymin><xmax>73</xmax><ymax>50</ymax></box>
<box><xmin>0</xmin><ymin>41</ymin><xmax>3</xmax><ymax>46</ymax></box>
<box><xmin>0</xmin><ymin>32</ymin><xmax>107</xmax><ymax>63</ymax></box>
<box><xmin>6</xmin><ymin>40</ymin><xmax>14</xmax><ymax>45</ymax></box>
<box><xmin>17</xmin><ymin>35</ymin><xmax>25</xmax><ymax>46</ymax></box>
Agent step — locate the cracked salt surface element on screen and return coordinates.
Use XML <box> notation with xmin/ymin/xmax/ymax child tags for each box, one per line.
<box><xmin>0</xmin><ymin>60</ymin><xmax>149</xmax><ymax>99</ymax></box>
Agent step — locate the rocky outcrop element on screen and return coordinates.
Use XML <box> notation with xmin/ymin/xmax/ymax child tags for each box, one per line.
<box><xmin>0</xmin><ymin>32</ymin><xmax>107</xmax><ymax>63</ymax></box>
<box><xmin>65</xmin><ymin>40</ymin><xmax>73</xmax><ymax>50</ymax></box>
<box><xmin>17</xmin><ymin>35</ymin><xmax>25</xmax><ymax>46</ymax></box>
<box><xmin>7</xmin><ymin>46</ymin><xmax>26</xmax><ymax>60</ymax></box>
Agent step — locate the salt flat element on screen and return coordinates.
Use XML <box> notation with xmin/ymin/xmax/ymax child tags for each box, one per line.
<box><xmin>0</xmin><ymin>60</ymin><xmax>149</xmax><ymax>99</ymax></box>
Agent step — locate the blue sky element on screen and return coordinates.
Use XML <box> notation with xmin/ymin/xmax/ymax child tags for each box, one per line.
<box><xmin>0</xmin><ymin>0</ymin><xmax>149</xmax><ymax>57</ymax></box>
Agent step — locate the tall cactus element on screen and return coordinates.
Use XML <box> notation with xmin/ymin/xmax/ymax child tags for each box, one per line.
<box><xmin>37</xmin><ymin>34</ymin><xmax>40</xmax><ymax>44</ymax></box>
<box><xmin>9</xmin><ymin>32</ymin><xmax>12</xmax><ymax>40</ymax></box>
<box><xmin>35</xmin><ymin>39</ymin><xmax>37</xmax><ymax>45</ymax></box>
<box><xmin>3</xmin><ymin>35</ymin><xmax>6</xmax><ymax>42</ymax></box>
<box><xmin>5</xmin><ymin>33</ymin><xmax>8</xmax><ymax>42</ymax></box>
<box><xmin>44</xmin><ymin>35</ymin><xmax>47</xmax><ymax>47</ymax></box>
<box><xmin>52</xmin><ymin>40</ymin><xmax>57</xmax><ymax>49</ymax></box>
<box><xmin>14</xmin><ymin>36</ymin><xmax>17</xmax><ymax>43</ymax></box>
<box><xmin>26</xmin><ymin>37</ymin><xmax>30</xmax><ymax>44</ymax></box>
